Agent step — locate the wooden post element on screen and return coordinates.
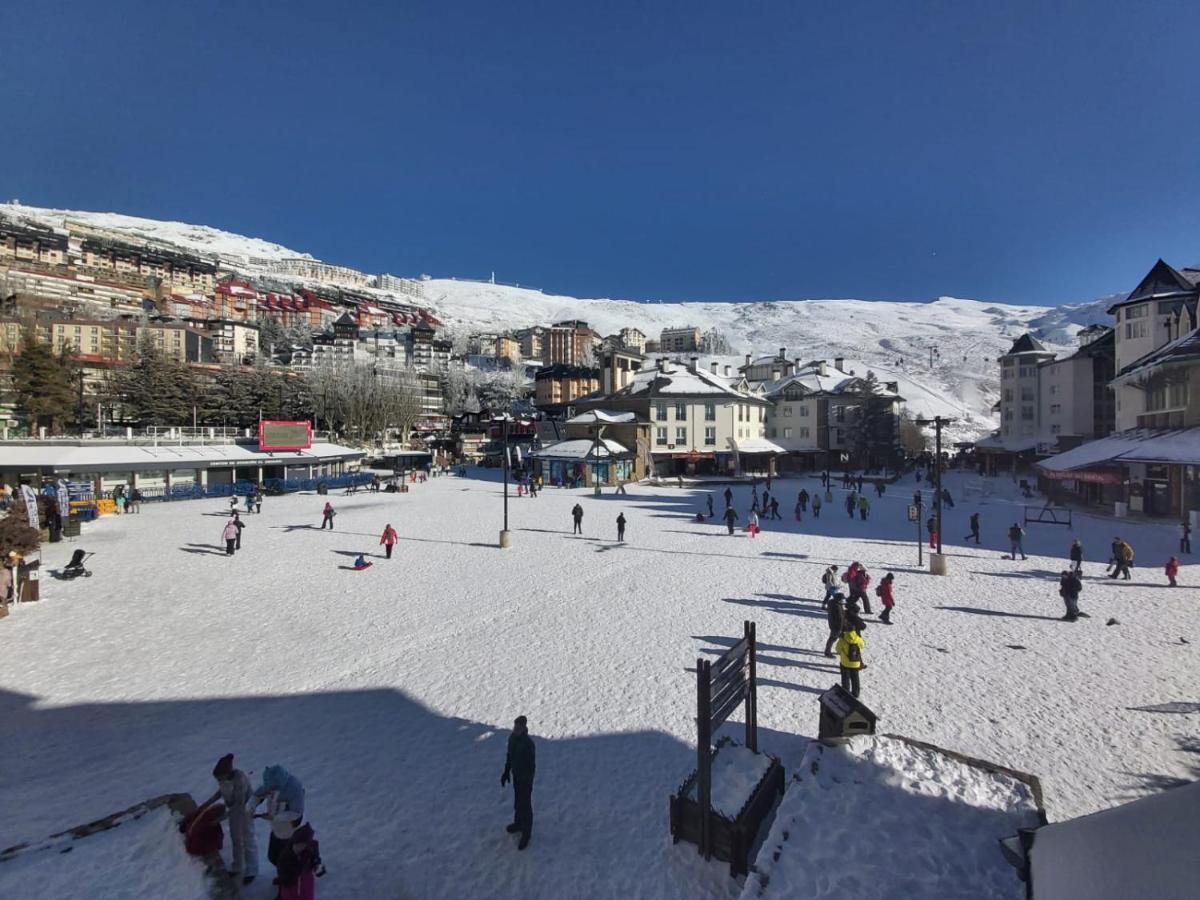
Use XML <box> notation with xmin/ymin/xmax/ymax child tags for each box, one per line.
<box><xmin>697</xmin><ymin>657</ymin><xmax>712</xmax><ymax>859</ymax></box>
<box><xmin>745</xmin><ymin>621</ymin><xmax>758</xmax><ymax>752</ymax></box>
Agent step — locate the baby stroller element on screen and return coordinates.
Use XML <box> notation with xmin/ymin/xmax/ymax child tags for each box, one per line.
<box><xmin>58</xmin><ymin>549</ymin><xmax>94</xmax><ymax>579</ymax></box>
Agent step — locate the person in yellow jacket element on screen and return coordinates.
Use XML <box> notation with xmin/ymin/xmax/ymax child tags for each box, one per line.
<box><xmin>836</xmin><ymin>622</ymin><xmax>866</xmax><ymax>698</ymax></box>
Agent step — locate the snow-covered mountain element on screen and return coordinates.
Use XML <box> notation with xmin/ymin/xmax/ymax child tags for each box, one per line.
<box><xmin>0</xmin><ymin>202</ymin><xmax>1116</xmax><ymax>441</ymax></box>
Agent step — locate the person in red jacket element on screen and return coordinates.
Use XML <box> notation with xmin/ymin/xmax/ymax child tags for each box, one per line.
<box><xmin>183</xmin><ymin>803</ymin><xmax>225</xmax><ymax>856</ymax></box>
<box><xmin>845</xmin><ymin>562</ymin><xmax>873</xmax><ymax>615</ymax></box>
<box><xmin>1166</xmin><ymin>556</ymin><xmax>1180</xmax><ymax>588</ymax></box>
<box><xmin>877</xmin><ymin>572</ymin><xmax>896</xmax><ymax>624</ymax></box>
<box><xmin>379</xmin><ymin>524</ymin><xmax>398</xmax><ymax>559</ymax></box>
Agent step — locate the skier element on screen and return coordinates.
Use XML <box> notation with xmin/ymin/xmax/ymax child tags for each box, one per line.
<box><xmin>927</xmin><ymin>515</ymin><xmax>938</xmax><ymax>550</ymax></box>
<box><xmin>823</xmin><ymin>591</ymin><xmax>845</xmax><ymax>657</ymax></box>
<box><xmin>616</xmin><ymin>512</ymin><xmax>626</xmax><ymax>542</ymax></box>
<box><xmin>836</xmin><ymin>619</ymin><xmax>866</xmax><ymax>697</ymax></box>
<box><xmin>723</xmin><ymin>505</ymin><xmax>738</xmax><ymax>535</ymax></box>
<box><xmin>723</xmin><ymin>487</ymin><xmax>733</xmax><ymax>508</ymax></box>
<box><xmin>1007</xmin><ymin>523</ymin><xmax>1027</xmax><ymax>560</ymax></box>
<box><xmin>500</xmin><ymin>715</ymin><xmax>536</xmax><ymax>851</ymax></box>
<box><xmin>965</xmin><ymin>512</ymin><xmax>981</xmax><ymax>545</ymax></box>
<box><xmin>276</xmin><ymin>822</ymin><xmax>322</xmax><ymax>900</ymax></box>
<box><xmin>1181</xmin><ymin>520</ymin><xmax>1193</xmax><ymax>554</ymax></box>
<box><xmin>1069</xmin><ymin>539</ymin><xmax>1083</xmax><ymax>575</ymax></box>
<box><xmin>320</xmin><ymin>502</ymin><xmax>335</xmax><ymax>530</ymax></box>
<box><xmin>798</xmin><ymin>489</ymin><xmax>809</xmax><ymax>513</ymax></box>
<box><xmin>748</xmin><ymin>509</ymin><xmax>760</xmax><ymax>538</ymax></box>
<box><xmin>877</xmin><ymin>572</ymin><xmax>895</xmax><ymax>624</ymax></box>
<box><xmin>571</xmin><ymin>503</ymin><xmax>584</xmax><ymax>535</ymax></box>
<box><xmin>821</xmin><ymin>565</ymin><xmax>840</xmax><ymax>607</ymax></box>
<box><xmin>379</xmin><ymin>523</ymin><xmax>398</xmax><ymax>559</ymax></box>
<box><xmin>222</xmin><ymin>518</ymin><xmax>239</xmax><ymax>556</ymax></box>
<box><xmin>198</xmin><ymin>754</ymin><xmax>258</xmax><ymax>885</ymax></box>
<box><xmin>1166</xmin><ymin>555</ymin><xmax>1180</xmax><ymax>588</ymax></box>
<box><xmin>232</xmin><ymin>512</ymin><xmax>245</xmax><ymax>551</ymax></box>
<box><xmin>858</xmin><ymin>495</ymin><xmax>870</xmax><ymax>520</ymax></box>
<box><xmin>812</xmin><ymin>494</ymin><xmax>822</xmax><ymax>518</ymax></box>
<box><xmin>250</xmin><ymin>764</ymin><xmax>306</xmax><ymax>876</ymax></box>
<box><xmin>706</xmin><ymin>495</ymin><xmax>714</xmax><ymax>518</ymax></box>
<box><xmin>1058</xmin><ymin>569</ymin><xmax>1083</xmax><ymax>621</ymax></box>
<box><xmin>769</xmin><ymin>497</ymin><xmax>781</xmax><ymax>520</ymax></box>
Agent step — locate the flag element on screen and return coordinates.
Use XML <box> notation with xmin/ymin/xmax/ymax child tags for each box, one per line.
<box><xmin>19</xmin><ymin>484</ymin><xmax>39</xmax><ymax>530</ymax></box>
<box><xmin>515</xmin><ymin>446</ymin><xmax>523</xmax><ymax>465</ymax></box>
<box><xmin>56</xmin><ymin>479</ymin><xmax>69</xmax><ymax>518</ymax></box>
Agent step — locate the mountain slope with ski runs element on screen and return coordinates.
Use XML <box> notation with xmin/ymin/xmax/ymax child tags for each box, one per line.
<box><xmin>3</xmin><ymin>203</ymin><xmax>1118</xmax><ymax>441</ymax></box>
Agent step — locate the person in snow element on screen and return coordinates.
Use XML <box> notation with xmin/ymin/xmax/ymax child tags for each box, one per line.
<box><xmin>182</xmin><ymin>802</ymin><xmax>225</xmax><ymax>857</ymax></box>
<box><xmin>811</xmin><ymin>494</ymin><xmax>822</xmax><ymax>518</ymax></box>
<box><xmin>824</xmin><ymin>591</ymin><xmax>845</xmax><ymax>657</ymax></box>
<box><xmin>965</xmin><ymin>512</ymin><xmax>981</xmax><ymax>545</ymax></box>
<box><xmin>845</xmin><ymin>492</ymin><xmax>856</xmax><ymax>519</ymax></box>
<box><xmin>616</xmin><ymin>512</ymin><xmax>626</xmax><ymax>542</ymax></box>
<box><xmin>723</xmin><ymin>505</ymin><xmax>738</xmax><ymax>535</ymax></box>
<box><xmin>751</xmin><ymin>484</ymin><xmax>760</xmax><ymax>511</ymax></box>
<box><xmin>1166</xmin><ymin>555</ymin><xmax>1180</xmax><ymax>587</ymax></box>
<box><xmin>320</xmin><ymin>502</ymin><xmax>335</xmax><ymax>530</ymax></box>
<box><xmin>245</xmin><ymin>493</ymin><xmax>255</xmax><ymax>514</ymax></box>
<box><xmin>769</xmin><ymin>496</ymin><xmax>781</xmax><ymax>520</ymax></box>
<box><xmin>798</xmin><ymin>489</ymin><xmax>809</xmax><ymax>513</ymax></box>
<box><xmin>877</xmin><ymin>572</ymin><xmax>896</xmax><ymax>624</ymax></box>
<box><xmin>845</xmin><ymin>562</ymin><xmax>873</xmax><ymax>614</ymax></box>
<box><xmin>1059</xmin><ymin>569</ymin><xmax>1083</xmax><ymax>621</ymax></box>
<box><xmin>199</xmin><ymin>754</ymin><xmax>258</xmax><ymax>885</ymax></box>
<box><xmin>747</xmin><ymin>509</ymin><xmax>760</xmax><ymax>538</ymax></box>
<box><xmin>820</xmin><ymin>471</ymin><xmax>828</xmax><ymax>489</ymax></box>
<box><xmin>255</xmin><ymin>491</ymin><xmax>263</xmax><ymax>514</ymax></box>
<box><xmin>821</xmin><ymin>565</ymin><xmax>840</xmax><ymax>607</ymax></box>
<box><xmin>794</xmin><ymin>498</ymin><xmax>804</xmax><ymax>522</ymax></box>
<box><xmin>836</xmin><ymin>619</ymin><xmax>866</xmax><ymax>697</ymax></box>
<box><xmin>858</xmin><ymin>495</ymin><xmax>870</xmax><ymax>520</ymax></box>
<box><xmin>857</xmin><ymin>475</ymin><xmax>864</xmax><ymax>493</ymax></box>
<box><xmin>379</xmin><ymin>524</ymin><xmax>398</xmax><ymax>559</ymax></box>
<box><xmin>229</xmin><ymin>494</ymin><xmax>238</xmax><ymax>514</ymax></box>
<box><xmin>1069</xmin><ymin>539</ymin><xmax>1084</xmax><ymax>575</ymax></box>
<box><xmin>761</xmin><ymin>489</ymin><xmax>771</xmax><ymax>514</ymax></box>
<box><xmin>571</xmin><ymin>503</ymin><xmax>584</xmax><ymax>535</ymax></box>
<box><xmin>232</xmin><ymin>512</ymin><xmax>245</xmax><ymax>551</ymax></box>
<box><xmin>500</xmin><ymin>715</ymin><xmax>536</xmax><ymax>850</ymax></box>
<box><xmin>723</xmin><ymin>487</ymin><xmax>733</xmax><ymax>508</ymax></box>
<box><xmin>352</xmin><ymin>554</ymin><xmax>371</xmax><ymax>570</ymax></box>
<box><xmin>1180</xmin><ymin>520</ymin><xmax>1192</xmax><ymax>554</ymax></box>
<box><xmin>941</xmin><ymin>487</ymin><xmax>955</xmax><ymax>508</ymax></box>
<box><xmin>1110</xmin><ymin>538</ymin><xmax>1134</xmax><ymax>580</ymax></box>
<box><xmin>276</xmin><ymin>822</ymin><xmax>322</xmax><ymax>900</ymax></box>
<box><xmin>706</xmin><ymin>495</ymin><xmax>714</xmax><ymax>518</ymax></box>
<box><xmin>1007</xmin><ymin>523</ymin><xmax>1027</xmax><ymax>560</ymax></box>
<box><xmin>222</xmin><ymin>518</ymin><xmax>239</xmax><ymax>556</ymax></box>
<box><xmin>250</xmin><ymin>764</ymin><xmax>306</xmax><ymax>873</ymax></box>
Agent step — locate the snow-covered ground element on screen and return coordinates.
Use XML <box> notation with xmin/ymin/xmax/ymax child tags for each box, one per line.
<box><xmin>0</xmin><ymin>470</ymin><xmax>1195</xmax><ymax>899</ymax></box>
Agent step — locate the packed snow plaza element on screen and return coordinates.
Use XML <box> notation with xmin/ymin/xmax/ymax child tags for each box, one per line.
<box><xmin>1</xmin><ymin>466</ymin><xmax>1196</xmax><ymax>899</ymax></box>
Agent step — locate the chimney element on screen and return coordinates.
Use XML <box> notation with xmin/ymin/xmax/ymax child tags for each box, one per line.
<box><xmin>744</xmin><ymin>353</ymin><xmax>751</xmax><ymax>366</ymax></box>
<box><xmin>794</xmin><ymin>357</ymin><xmax>801</xmax><ymax>371</ymax></box>
<box><xmin>710</xmin><ymin>361</ymin><xmax>718</xmax><ymax>374</ymax></box>
<box><xmin>778</xmin><ymin>347</ymin><xmax>786</xmax><ymax>360</ymax></box>
<box><xmin>724</xmin><ymin>365</ymin><xmax>731</xmax><ymax>376</ymax></box>
<box><xmin>834</xmin><ymin>356</ymin><xmax>844</xmax><ymax>372</ymax></box>
<box><xmin>886</xmin><ymin>381</ymin><xmax>898</xmax><ymax>393</ymax></box>
<box><xmin>818</xmin><ymin>360</ymin><xmax>829</xmax><ymax>376</ymax></box>
<box><xmin>689</xmin><ymin>356</ymin><xmax>698</xmax><ymax>373</ymax></box>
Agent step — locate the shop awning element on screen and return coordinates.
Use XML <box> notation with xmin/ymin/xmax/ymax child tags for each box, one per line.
<box><xmin>1037</xmin><ymin>427</ymin><xmax>1200</xmax><ymax>474</ymax></box>
<box><xmin>735</xmin><ymin>438</ymin><xmax>788</xmax><ymax>454</ymax></box>
<box><xmin>528</xmin><ymin>438</ymin><xmax>630</xmax><ymax>461</ymax></box>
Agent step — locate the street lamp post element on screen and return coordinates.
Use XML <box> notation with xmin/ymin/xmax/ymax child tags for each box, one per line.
<box><xmin>497</xmin><ymin>413</ymin><xmax>512</xmax><ymax>548</ymax></box>
<box><xmin>916</xmin><ymin>415</ymin><xmax>954</xmax><ymax>573</ymax></box>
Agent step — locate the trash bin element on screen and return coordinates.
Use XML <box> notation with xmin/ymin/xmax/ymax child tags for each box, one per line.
<box><xmin>1114</xmin><ymin>501</ymin><xmax>1127</xmax><ymax>518</ymax></box>
<box><xmin>929</xmin><ymin>552</ymin><xmax>948</xmax><ymax>575</ymax></box>
<box><xmin>317</xmin><ymin>483</ymin><xmax>328</xmax><ymax>496</ymax></box>
<box><xmin>18</xmin><ymin>560</ymin><xmax>40</xmax><ymax>603</ymax></box>
<box><xmin>818</xmin><ymin>684</ymin><xmax>877</xmax><ymax>742</ymax></box>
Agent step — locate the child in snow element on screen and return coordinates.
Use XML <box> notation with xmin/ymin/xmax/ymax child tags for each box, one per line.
<box><xmin>250</xmin><ymin>764</ymin><xmax>305</xmax><ymax>874</ymax></box>
<box><xmin>821</xmin><ymin>565</ymin><xmax>840</xmax><ymax>607</ymax></box>
<box><xmin>1059</xmin><ymin>569</ymin><xmax>1083</xmax><ymax>621</ymax></box>
<box><xmin>222</xmin><ymin>519</ymin><xmax>239</xmax><ymax>556</ymax></box>
<box><xmin>794</xmin><ymin>500</ymin><xmax>803</xmax><ymax>522</ymax></box>
<box><xmin>836</xmin><ymin>620</ymin><xmax>866</xmax><ymax>697</ymax></box>
<box><xmin>379</xmin><ymin>524</ymin><xmax>398</xmax><ymax>559</ymax></box>
<box><xmin>747</xmin><ymin>510</ymin><xmax>760</xmax><ymax>538</ymax></box>
<box><xmin>877</xmin><ymin>572</ymin><xmax>895</xmax><ymax>624</ymax></box>
<box><xmin>320</xmin><ymin>502</ymin><xmax>335</xmax><ymax>530</ymax></box>
<box><xmin>182</xmin><ymin>803</ymin><xmax>225</xmax><ymax>856</ymax></box>
<box><xmin>276</xmin><ymin>822</ymin><xmax>322</xmax><ymax>900</ymax></box>
<box><xmin>352</xmin><ymin>554</ymin><xmax>371</xmax><ymax>570</ymax></box>
<box><xmin>1166</xmin><ymin>556</ymin><xmax>1180</xmax><ymax>588</ymax></box>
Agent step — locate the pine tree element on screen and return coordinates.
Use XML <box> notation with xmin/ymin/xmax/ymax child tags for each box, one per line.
<box><xmin>11</xmin><ymin>326</ymin><xmax>78</xmax><ymax>434</ymax></box>
<box><xmin>114</xmin><ymin>334</ymin><xmax>195</xmax><ymax>426</ymax></box>
<box><xmin>852</xmin><ymin>371</ymin><xmax>900</xmax><ymax>469</ymax></box>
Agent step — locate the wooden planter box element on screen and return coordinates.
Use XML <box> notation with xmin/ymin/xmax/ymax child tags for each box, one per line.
<box><xmin>670</xmin><ymin>745</ymin><xmax>786</xmax><ymax>876</ymax></box>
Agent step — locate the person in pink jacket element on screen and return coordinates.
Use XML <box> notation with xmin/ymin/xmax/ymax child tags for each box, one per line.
<box><xmin>877</xmin><ymin>572</ymin><xmax>896</xmax><ymax>624</ymax></box>
<box><xmin>1166</xmin><ymin>556</ymin><xmax>1180</xmax><ymax>587</ymax></box>
<box><xmin>222</xmin><ymin>520</ymin><xmax>239</xmax><ymax>556</ymax></box>
<box><xmin>379</xmin><ymin>524</ymin><xmax>398</xmax><ymax>559</ymax></box>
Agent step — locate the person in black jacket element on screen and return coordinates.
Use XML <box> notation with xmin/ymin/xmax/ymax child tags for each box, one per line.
<box><xmin>616</xmin><ymin>512</ymin><xmax>626</xmax><ymax>542</ymax></box>
<box><xmin>1058</xmin><ymin>569</ymin><xmax>1083</xmax><ymax>621</ymax></box>
<box><xmin>723</xmin><ymin>505</ymin><xmax>738</xmax><ymax>535</ymax></box>
<box><xmin>501</xmin><ymin>715</ymin><xmax>536</xmax><ymax>850</ymax></box>
<box><xmin>571</xmin><ymin>503</ymin><xmax>584</xmax><ymax>535</ymax></box>
<box><xmin>824</xmin><ymin>593</ymin><xmax>845</xmax><ymax>657</ymax></box>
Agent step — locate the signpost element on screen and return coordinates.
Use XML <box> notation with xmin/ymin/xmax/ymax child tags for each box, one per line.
<box><xmin>908</xmin><ymin>502</ymin><xmax>922</xmax><ymax>566</ymax></box>
<box><xmin>258</xmin><ymin>420</ymin><xmax>313</xmax><ymax>452</ymax></box>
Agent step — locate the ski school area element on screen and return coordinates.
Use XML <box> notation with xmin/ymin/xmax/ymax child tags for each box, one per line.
<box><xmin>0</xmin><ymin>467</ymin><xmax>1196</xmax><ymax>899</ymax></box>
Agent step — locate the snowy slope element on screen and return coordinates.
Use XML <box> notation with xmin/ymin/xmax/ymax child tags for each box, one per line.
<box><xmin>1</xmin><ymin>202</ymin><xmax>1114</xmax><ymax>439</ymax></box>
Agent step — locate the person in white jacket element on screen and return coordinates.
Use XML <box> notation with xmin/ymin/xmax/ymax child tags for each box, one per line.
<box><xmin>200</xmin><ymin>754</ymin><xmax>258</xmax><ymax>885</ymax></box>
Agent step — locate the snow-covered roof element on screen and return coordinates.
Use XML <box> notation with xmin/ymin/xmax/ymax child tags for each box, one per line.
<box><xmin>564</xmin><ymin>410</ymin><xmax>639</xmax><ymax>425</ymax></box>
<box><xmin>528</xmin><ymin>438</ymin><xmax>630</xmax><ymax>460</ymax></box>
<box><xmin>759</xmin><ymin>365</ymin><xmax>902</xmax><ymax>400</ymax></box>
<box><xmin>975</xmin><ymin>434</ymin><xmax>1039</xmax><ymax>452</ymax></box>
<box><xmin>618</xmin><ymin>364</ymin><xmax>762</xmax><ymax>401</ymax></box>
<box><xmin>734</xmin><ymin>437</ymin><xmax>787</xmax><ymax>454</ymax></box>
<box><xmin>1114</xmin><ymin>327</ymin><xmax>1200</xmax><ymax>381</ymax></box>
<box><xmin>1037</xmin><ymin>427</ymin><xmax>1200</xmax><ymax>471</ymax></box>
<box><xmin>0</xmin><ymin>440</ymin><xmax>364</xmax><ymax>473</ymax></box>
<box><xmin>1025</xmin><ymin>780</ymin><xmax>1200</xmax><ymax>900</ymax></box>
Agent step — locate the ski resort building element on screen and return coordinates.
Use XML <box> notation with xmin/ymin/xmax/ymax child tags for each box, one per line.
<box><xmin>659</xmin><ymin>326</ymin><xmax>702</xmax><ymax>352</ymax></box>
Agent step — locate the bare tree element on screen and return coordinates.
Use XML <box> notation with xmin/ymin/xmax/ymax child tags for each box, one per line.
<box><xmin>304</xmin><ymin>362</ymin><xmax>423</xmax><ymax>444</ymax></box>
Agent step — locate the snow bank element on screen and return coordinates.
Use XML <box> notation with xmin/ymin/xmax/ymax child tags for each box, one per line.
<box><xmin>0</xmin><ymin>805</ymin><xmax>209</xmax><ymax>900</ymax></box>
<box><xmin>742</xmin><ymin>736</ymin><xmax>1041</xmax><ymax>899</ymax></box>
<box><xmin>685</xmin><ymin>743</ymin><xmax>774</xmax><ymax>819</ymax></box>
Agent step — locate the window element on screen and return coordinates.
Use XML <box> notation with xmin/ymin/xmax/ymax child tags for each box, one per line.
<box><xmin>1050</xmin><ymin>424</ymin><xmax>1061</xmax><ymax>434</ymax></box>
<box><xmin>704</xmin><ymin>402</ymin><xmax>716</xmax><ymax>421</ymax></box>
<box><xmin>738</xmin><ymin>405</ymin><xmax>744</xmax><ymax>422</ymax></box>
<box><xmin>655</xmin><ymin>403</ymin><xmax>667</xmax><ymax>421</ymax></box>
<box><xmin>783</xmin><ymin>427</ymin><xmax>793</xmax><ymax>439</ymax></box>
<box><xmin>676</xmin><ymin>426</ymin><xmax>687</xmax><ymax>444</ymax></box>
<box><xmin>655</xmin><ymin>426</ymin><xmax>667</xmax><ymax>445</ymax></box>
<box><xmin>1021</xmin><ymin>389</ymin><xmax>1034</xmax><ymax>402</ymax></box>
<box><xmin>1126</xmin><ymin>304</ymin><xmax>1147</xmax><ymax>319</ymax></box>
<box><xmin>783</xmin><ymin>406</ymin><xmax>792</xmax><ymax>417</ymax></box>
<box><xmin>1157</xmin><ymin>300</ymin><xmax>1182</xmax><ymax>314</ymax></box>
<box><xmin>799</xmin><ymin>405</ymin><xmax>809</xmax><ymax>417</ymax></box>
<box><xmin>705</xmin><ymin>426</ymin><xmax>716</xmax><ymax>445</ymax></box>
<box><xmin>1003</xmin><ymin>389</ymin><xmax>1013</xmax><ymax>402</ymax></box>
<box><xmin>759</xmin><ymin>407</ymin><xmax>765</xmax><ymax>422</ymax></box>
<box><xmin>1004</xmin><ymin>408</ymin><xmax>1014</xmax><ymax>421</ymax></box>
<box><xmin>1050</xmin><ymin>403</ymin><xmax>1061</xmax><ymax>414</ymax></box>
<box><xmin>1048</xmin><ymin>385</ymin><xmax>1058</xmax><ymax>395</ymax></box>
<box><xmin>834</xmin><ymin>427</ymin><xmax>844</xmax><ymax>444</ymax></box>
<box><xmin>1021</xmin><ymin>406</ymin><xmax>1034</xmax><ymax>421</ymax></box>
<box><xmin>1125</xmin><ymin>321</ymin><xmax>1148</xmax><ymax>340</ymax></box>
<box><xmin>675</xmin><ymin>402</ymin><xmax>687</xmax><ymax>420</ymax></box>
<box><xmin>799</xmin><ymin>427</ymin><xmax>810</xmax><ymax>439</ymax></box>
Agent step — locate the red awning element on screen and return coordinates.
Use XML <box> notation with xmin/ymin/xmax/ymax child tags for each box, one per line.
<box><xmin>1041</xmin><ymin>468</ymin><xmax>1124</xmax><ymax>485</ymax></box>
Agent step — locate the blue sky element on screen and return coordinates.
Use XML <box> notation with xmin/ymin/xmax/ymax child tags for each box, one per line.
<box><xmin>2</xmin><ymin>1</ymin><xmax>1198</xmax><ymax>305</ymax></box>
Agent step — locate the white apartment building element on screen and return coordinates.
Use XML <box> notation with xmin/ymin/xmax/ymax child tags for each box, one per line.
<box><xmin>659</xmin><ymin>326</ymin><xmax>702</xmax><ymax>353</ymax></box>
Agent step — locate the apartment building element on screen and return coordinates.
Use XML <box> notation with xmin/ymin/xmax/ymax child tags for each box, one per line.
<box><xmin>618</xmin><ymin>327</ymin><xmax>647</xmax><ymax>353</ymax></box>
<box><xmin>268</xmin><ymin>258</ymin><xmax>373</xmax><ymax>289</ymax></box>
<box><xmin>48</xmin><ymin>319</ymin><xmax>138</xmax><ymax>363</ymax></box>
<box><xmin>0</xmin><ymin>222</ymin><xmax>68</xmax><ymax>266</ymax></box>
<box><xmin>137</xmin><ymin>323</ymin><xmax>217</xmax><ymax>365</ymax></box>
<box><xmin>533</xmin><ymin>364</ymin><xmax>601</xmax><ymax>411</ymax></box>
<box><xmin>213</xmin><ymin>279</ymin><xmax>259</xmax><ymax>322</ymax></box>
<box><xmin>495</xmin><ymin>334</ymin><xmax>521</xmax><ymax>363</ymax></box>
<box><xmin>409</xmin><ymin>323</ymin><xmax>452</xmax><ymax>372</ymax></box>
<box><xmin>659</xmin><ymin>326</ymin><xmax>702</xmax><ymax>353</ymax></box>
<box><xmin>517</xmin><ymin>326</ymin><xmax>545</xmax><ymax>361</ymax></box>
<box><xmin>1</xmin><ymin>268</ymin><xmax>146</xmax><ymax>316</ymax></box>
<box><xmin>374</xmin><ymin>273</ymin><xmax>425</xmax><ymax>299</ymax></box>
<box><xmin>543</xmin><ymin>320</ymin><xmax>598</xmax><ymax>365</ymax></box>
<box><xmin>598</xmin><ymin>346</ymin><xmax>644</xmax><ymax>395</ymax></box>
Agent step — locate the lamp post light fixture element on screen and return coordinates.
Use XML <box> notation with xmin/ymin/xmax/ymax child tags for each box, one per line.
<box><xmin>914</xmin><ymin>415</ymin><xmax>955</xmax><ymax>574</ymax></box>
<box><xmin>493</xmin><ymin>413</ymin><xmax>513</xmax><ymax>548</ymax></box>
